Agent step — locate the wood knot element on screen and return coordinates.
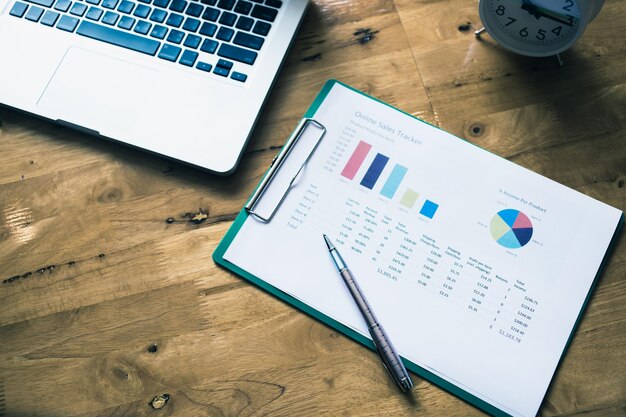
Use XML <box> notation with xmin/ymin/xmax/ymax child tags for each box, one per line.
<box><xmin>354</xmin><ymin>28</ymin><xmax>378</xmax><ymax>45</ymax></box>
<box><xmin>149</xmin><ymin>394</ymin><xmax>170</xmax><ymax>410</ymax></box>
<box><xmin>183</xmin><ymin>208</ymin><xmax>209</xmax><ymax>224</ymax></box>
<box><xmin>112</xmin><ymin>366</ymin><xmax>129</xmax><ymax>380</ymax></box>
<box><xmin>97</xmin><ymin>187</ymin><xmax>123</xmax><ymax>203</ymax></box>
<box><xmin>458</xmin><ymin>22</ymin><xmax>471</xmax><ymax>32</ymax></box>
<box><xmin>469</xmin><ymin>123</ymin><xmax>485</xmax><ymax>137</ymax></box>
<box><xmin>302</xmin><ymin>53</ymin><xmax>322</xmax><ymax>62</ymax></box>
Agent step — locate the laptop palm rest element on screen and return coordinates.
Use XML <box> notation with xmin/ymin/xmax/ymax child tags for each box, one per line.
<box><xmin>37</xmin><ymin>47</ymin><xmax>158</xmax><ymax>135</ymax></box>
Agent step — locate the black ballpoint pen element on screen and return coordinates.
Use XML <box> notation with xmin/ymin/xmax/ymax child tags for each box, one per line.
<box><xmin>323</xmin><ymin>234</ymin><xmax>413</xmax><ymax>392</ymax></box>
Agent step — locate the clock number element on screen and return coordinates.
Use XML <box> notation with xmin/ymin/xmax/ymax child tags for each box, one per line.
<box><xmin>563</xmin><ymin>0</ymin><xmax>574</xmax><ymax>12</ymax></box>
<box><xmin>565</xmin><ymin>14</ymin><xmax>575</xmax><ymax>26</ymax></box>
<box><xmin>519</xmin><ymin>27</ymin><xmax>529</xmax><ymax>38</ymax></box>
<box><xmin>536</xmin><ymin>29</ymin><xmax>546</xmax><ymax>40</ymax></box>
<box><xmin>552</xmin><ymin>26</ymin><xmax>563</xmax><ymax>36</ymax></box>
<box><xmin>505</xmin><ymin>17</ymin><xmax>517</xmax><ymax>27</ymax></box>
<box><xmin>496</xmin><ymin>5</ymin><xmax>505</xmax><ymax>16</ymax></box>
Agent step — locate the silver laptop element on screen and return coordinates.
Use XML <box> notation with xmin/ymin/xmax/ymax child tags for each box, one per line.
<box><xmin>0</xmin><ymin>0</ymin><xmax>308</xmax><ymax>174</ymax></box>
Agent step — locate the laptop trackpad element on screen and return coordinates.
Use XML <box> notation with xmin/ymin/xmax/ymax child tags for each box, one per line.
<box><xmin>38</xmin><ymin>47</ymin><xmax>158</xmax><ymax>134</ymax></box>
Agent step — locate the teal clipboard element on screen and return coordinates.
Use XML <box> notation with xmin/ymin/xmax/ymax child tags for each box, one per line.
<box><xmin>212</xmin><ymin>79</ymin><xmax>623</xmax><ymax>417</ymax></box>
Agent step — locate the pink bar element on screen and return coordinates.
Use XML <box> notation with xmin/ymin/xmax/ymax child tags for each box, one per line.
<box><xmin>341</xmin><ymin>140</ymin><xmax>372</xmax><ymax>179</ymax></box>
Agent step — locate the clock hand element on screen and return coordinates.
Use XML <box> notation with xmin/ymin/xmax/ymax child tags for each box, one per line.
<box><xmin>520</xmin><ymin>0</ymin><xmax>541</xmax><ymax>19</ymax></box>
<box><xmin>520</xmin><ymin>1</ymin><xmax>574</xmax><ymax>27</ymax></box>
<box><xmin>533</xmin><ymin>8</ymin><xmax>574</xmax><ymax>26</ymax></box>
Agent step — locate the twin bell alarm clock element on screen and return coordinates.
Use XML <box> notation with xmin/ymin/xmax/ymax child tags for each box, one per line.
<box><xmin>476</xmin><ymin>0</ymin><xmax>605</xmax><ymax>57</ymax></box>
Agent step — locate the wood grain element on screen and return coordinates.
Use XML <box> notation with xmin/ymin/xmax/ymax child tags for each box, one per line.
<box><xmin>1</xmin><ymin>0</ymin><xmax>625</xmax><ymax>416</ymax></box>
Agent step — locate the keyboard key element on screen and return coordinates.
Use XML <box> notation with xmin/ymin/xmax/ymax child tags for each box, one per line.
<box><xmin>217</xmin><ymin>42</ymin><xmax>256</xmax><ymax>64</ymax></box>
<box><xmin>102</xmin><ymin>0</ymin><xmax>119</xmax><ymax>9</ymax></box>
<box><xmin>86</xmin><ymin>0</ymin><xmax>100</xmax><ymax>5</ymax></box>
<box><xmin>153</xmin><ymin>0</ymin><xmax>168</xmax><ymax>7</ymax></box>
<box><xmin>264</xmin><ymin>0</ymin><xmax>280</xmax><ymax>8</ymax></box>
<box><xmin>218</xmin><ymin>11</ymin><xmax>235</xmax><ymax>26</ymax></box>
<box><xmin>77</xmin><ymin>19</ymin><xmax>160</xmax><ymax>54</ymax></box>
<box><xmin>166</xmin><ymin>28</ymin><xmax>184</xmax><ymax>43</ymax></box>
<box><xmin>133</xmin><ymin>3</ymin><xmax>150</xmax><ymax>17</ymax></box>
<box><xmin>158</xmin><ymin>43</ymin><xmax>180</xmax><ymax>61</ymax></box>
<box><xmin>137</xmin><ymin>0</ymin><xmax>151</xmax><ymax>3</ymax></box>
<box><xmin>216</xmin><ymin>58</ymin><xmax>231</xmax><ymax>69</ymax></box>
<box><xmin>201</xmin><ymin>6</ymin><xmax>218</xmax><ymax>21</ymax></box>
<box><xmin>69</xmin><ymin>2</ymin><xmax>87</xmax><ymax>16</ymax></box>
<box><xmin>183</xmin><ymin>33</ymin><xmax>200</xmax><ymax>48</ymax></box>
<box><xmin>24</xmin><ymin>0</ymin><xmax>53</xmax><ymax>7</ymax></box>
<box><xmin>230</xmin><ymin>71</ymin><xmax>246</xmax><ymax>82</ymax></box>
<box><xmin>216</xmin><ymin>0</ymin><xmax>233</xmax><ymax>10</ymax></box>
<box><xmin>168</xmin><ymin>0</ymin><xmax>186</xmax><ymax>12</ymax></box>
<box><xmin>215</xmin><ymin>26</ymin><xmax>233</xmax><ymax>41</ymax></box>
<box><xmin>200</xmin><ymin>0</ymin><xmax>215</xmax><ymax>5</ymax></box>
<box><xmin>235</xmin><ymin>15</ymin><xmax>252</xmax><ymax>31</ymax></box>
<box><xmin>40</xmin><ymin>10</ymin><xmax>60</xmax><ymax>25</ymax></box>
<box><xmin>182</xmin><ymin>16</ymin><xmax>199</xmax><ymax>31</ymax></box>
<box><xmin>250</xmin><ymin>4</ymin><xmax>275</xmax><ymax>21</ymax></box>
<box><xmin>185</xmin><ymin>2</ymin><xmax>202</xmax><ymax>16</ymax></box>
<box><xmin>196</xmin><ymin>61</ymin><xmax>212</xmax><ymax>72</ymax></box>
<box><xmin>213</xmin><ymin>65</ymin><xmax>228</xmax><ymax>76</ymax></box>
<box><xmin>25</xmin><ymin>5</ymin><xmax>44</xmax><ymax>21</ymax></box>
<box><xmin>54</xmin><ymin>0</ymin><xmax>72</xmax><ymax>12</ymax></box>
<box><xmin>133</xmin><ymin>19</ymin><xmax>151</xmax><ymax>33</ymax></box>
<box><xmin>252</xmin><ymin>19</ymin><xmax>269</xmax><ymax>35</ymax></box>
<box><xmin>179</xmin><ymin>49</ymin><xmax>198</xmax><ymax>66</ymax></box>
<box><xmin>102</xmin><ymin>10</ymin><xmax>119</xmax><ymax>24</ymax></box>
<box><xmin>199</xmin><ymin>38</ymin><xmax>217</xmax><ymax>53</ymax></box>
<box><xmin>149</xmin><ymin>8</ymin><xmax>166</xmax><ymax>21</ymax></box>
<box><xmin>56</xmin><ymin>14</ymin><xmax>79</xmax><ymax>31</ymax></box>
<box><xmin>233</xmin><ymin>0</ymin><xmax>251</xmax><ymax>14</ymax></box>
<box><xmin>198</xmin><ymin>21</ymin><xmax>216</xmax><ymax>36</ymax></box>
<box><xmin>118</xmin><ymin>15</ymin><xmax>135</xmax><ymax>28</ymax></box>
<box><xmin>117</xmin><ymin>0</ymin><xmax>135</xmax><ymax>13</ymax></box>
<box><xmin>9</xmin><ymin>1</ymin><xmax>29</xmax><ymax>18</ymax></box>
<box><xmin>165</xmin><ymin>12</ymin><xmax>183</xmax><ymax>26</ymax></box>
<box><xmin>86</xmin><ymin>6</ymin><xmax>104</xmax><ymax>20</ymax></box>
<box><xmin>233</xmin><ymin>31</ymin><xmax>263</xmax><ymax>50</ymax></box>
<box><xmin>150</xmin><ymin>24</ymin><xmax>167</xmax><ymax>38</ymax></box>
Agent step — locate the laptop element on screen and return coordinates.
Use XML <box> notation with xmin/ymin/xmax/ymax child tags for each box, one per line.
<box><xmin>0</xmin><ymin>0</ymin><xmax>308</xmax><ymax>174</ymax></box>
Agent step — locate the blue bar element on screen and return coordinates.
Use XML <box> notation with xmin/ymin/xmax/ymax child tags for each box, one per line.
<box><xmin>380</xmin><ymin>164</ymin><xmax>408</xmax><ymax>199</ymax></box>
<box><xmin>360</xmin><ymin>153</ymin><xmax>389</xmax><ymax>189</ymax></box>
<box><xmin>420</xmin><ymin>200</ymin><xmax>439</xmax><ymax>219</ymax></box>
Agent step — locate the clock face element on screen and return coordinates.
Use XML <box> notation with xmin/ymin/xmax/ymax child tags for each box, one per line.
<box><xmin>482</xmin><ymin>0</ymin><xmax>583</xmax><ymax>54</ymax></box>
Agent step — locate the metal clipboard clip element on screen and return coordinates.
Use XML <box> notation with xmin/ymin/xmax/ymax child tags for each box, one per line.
<box><xmin>245</xmin><ymin>118</ymin><xmax>326</xmax><ymax>223</ymax></box>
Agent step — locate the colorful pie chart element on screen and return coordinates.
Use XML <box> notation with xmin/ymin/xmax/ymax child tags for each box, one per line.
<box><xmin>490</xmin><ymin>209</ymin><xmax>533</xmax><ymax>249</ymax></box>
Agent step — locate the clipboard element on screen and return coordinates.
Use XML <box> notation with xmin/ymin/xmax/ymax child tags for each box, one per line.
<box><xmin>213</xmin><ymin>80</ymin><xmax>623</xmax><ymax>417</ymax></box>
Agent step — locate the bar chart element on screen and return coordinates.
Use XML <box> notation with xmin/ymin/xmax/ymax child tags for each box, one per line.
<box><xmin>340</xmin><ymin>140</ymin><xmax>439</xmax><ymax>219</ymax></box>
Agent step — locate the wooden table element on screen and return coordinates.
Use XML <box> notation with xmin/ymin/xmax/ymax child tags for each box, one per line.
<box><xmin>1</xmin><ymin>0</ymin><xmax>625</xmax><ymax>415</ymax></box>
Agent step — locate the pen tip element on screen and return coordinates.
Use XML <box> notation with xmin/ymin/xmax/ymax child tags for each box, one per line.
<box><xmin>323</xmin><ymin>234</ymin><xmax>333</xmax><ymax>250</ymax></box>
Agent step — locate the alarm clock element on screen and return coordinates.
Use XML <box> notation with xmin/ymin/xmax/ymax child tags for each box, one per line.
<box><xmin>477</xmin><ymin>0</ymin><xmax>605</xmax><ymax>57</ymax></box>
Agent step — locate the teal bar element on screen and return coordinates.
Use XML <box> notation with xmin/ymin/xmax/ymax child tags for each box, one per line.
<box><xmin>380</xmin><ymin>164</ymin><xmax>408</xmax><ymax>199</ymax></box>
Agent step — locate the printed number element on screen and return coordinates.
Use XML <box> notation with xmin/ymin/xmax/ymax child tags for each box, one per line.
<box><xmin>552</xmin><ymin>26</ymin><xmax>562</xmax><ymax>36</ymax></box>
<box><xmin>536</xmin><ymin>29</ymin><xmax>546</xmax><ymax>40</ymax></box>
<box><xmin>519</xmin><ymin>27</ymin><xmax>529</xmax><ymax>37</ymax></box>
<box><xmin>563</xmin><ymin>0</ymin><xmax>573</xmax><ymax>12</ymax></box>
<box><xmin>496</xmin><ymin>5</ymin><xmax>505</xmax><ymax>15</ymax></box>
<box><xmin>505</xmin><ymin>17</ymin><xmax>516</xmax><ymax>26</ymax></box>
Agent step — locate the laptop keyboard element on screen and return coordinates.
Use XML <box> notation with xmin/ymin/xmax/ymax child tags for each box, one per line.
<box><xmin>8</xmin><ymin>0</ymin><xmax>283</xmax><ymax>82</ymax></box>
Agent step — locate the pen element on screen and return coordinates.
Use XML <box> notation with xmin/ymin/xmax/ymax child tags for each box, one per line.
<box><xmin>323</xmin><ymin>234</ymin><xmax>414</xmax><ymax>392</ymax></box>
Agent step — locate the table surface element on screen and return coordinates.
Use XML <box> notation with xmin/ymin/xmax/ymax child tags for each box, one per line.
<box><xmin>1</xmin><ymin>0</ymin><xmax>625</xmax><ymax>416</ymax></box>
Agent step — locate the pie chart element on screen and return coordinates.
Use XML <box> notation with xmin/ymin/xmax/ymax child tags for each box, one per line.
<box><xmin>490</xmin><ymin>209</ymin><xmax>533</xmax><ymax>249</ymax></box>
